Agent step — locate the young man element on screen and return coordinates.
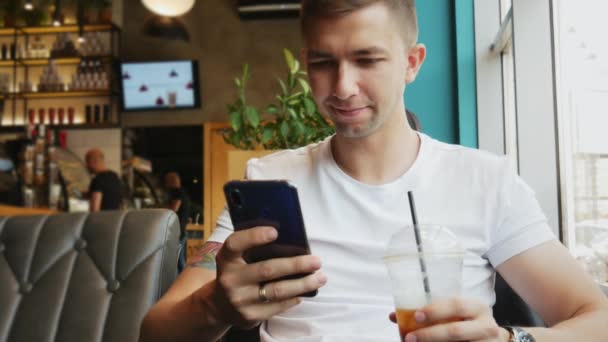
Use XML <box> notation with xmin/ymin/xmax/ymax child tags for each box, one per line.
<box><xmin>140</xmin><ymin>1</ymin><xmax>608</xmax><ymax>341</ymax></box>
<box><xmin>86</xmin><ymin>148</ymin><xmax>123</xmax><ymax>212</ymax></box>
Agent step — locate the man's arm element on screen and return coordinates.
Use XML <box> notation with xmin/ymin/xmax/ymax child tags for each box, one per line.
<box><xmin>140</xmin><ymin>242</ymin><xmax>231</xmax><ymax>342</ymax></box>
<box><xmin>496</xmin><ymin>239</ymin><xmax>608</xmax><ymax>340</ymax></box>
<box><xmin>396</xmin><ymin>240</ymin><xmax>608</xmax><ymax>342</ymax></box>
<box><xmin>89</xmin><ymin>191</ymin><xmax>102</xmax><ymax>212</ymax></box>
<box><xmin>140</xmin><ymin>227</ymin><xmax>326</xmax><ymax>342</ymax></box>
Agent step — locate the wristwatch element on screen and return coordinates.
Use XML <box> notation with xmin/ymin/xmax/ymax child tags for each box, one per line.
<box><xmin>504</xmin><ymin>326</ymin><xmax>536</xmax><ymax>342</ymax></box>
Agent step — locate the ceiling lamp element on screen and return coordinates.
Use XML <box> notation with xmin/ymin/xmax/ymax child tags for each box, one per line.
<box><xmin>141</xmin><ymin>0</ymin><xmax>195</xmax><ymax>42</ymax></box>
<box><xmin>24</xmin><ymin>0</ymin><xmax>34</xmax><ymax>11</ymax></box>
<box><xmin>141</xmin><ymin>0</ymin><xmax>195</xmax><ymax>17</ymax></box>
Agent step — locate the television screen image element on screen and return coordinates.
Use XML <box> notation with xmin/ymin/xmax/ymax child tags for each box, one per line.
<box><xmin>120</xmin><ymin>60</ymin><xmax>200</xmax><ymax>111</ymax></box>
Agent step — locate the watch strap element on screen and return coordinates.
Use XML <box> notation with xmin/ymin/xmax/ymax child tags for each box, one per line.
<box><xmin>504</xmin><ymin>326</ymin><xmax>536</xmax><ymax>342</ymax></box>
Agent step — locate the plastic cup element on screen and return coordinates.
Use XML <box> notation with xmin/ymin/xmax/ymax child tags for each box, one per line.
<box><xmin>383</xmin><ymin>224</ymin><xmax>464</xmax><ymax>339</ymax></box>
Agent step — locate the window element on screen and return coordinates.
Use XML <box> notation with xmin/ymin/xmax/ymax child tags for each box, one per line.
<box><xmin>475</xmin><ymin>0</ymin><xmax>608</xmax><ymax>289</ymax></box>
<box><xmin>498</xmin><ymin>0</ymin><xmax>518</xmax><ymax>172</ymax></box>
<box><xmin>554</xmin><ymin>0</ymin><xmax>608</xmax><ymax>284</ymax></box>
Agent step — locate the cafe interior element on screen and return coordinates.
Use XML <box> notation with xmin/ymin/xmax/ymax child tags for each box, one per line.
<box><xmin>0</xmin><ymin>0</ymin><xmax>606</xmax><ymax>341</ymax></box>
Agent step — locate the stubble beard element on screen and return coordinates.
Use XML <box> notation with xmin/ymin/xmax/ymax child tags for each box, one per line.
<box><xmin>332</xmin><ymin>110</ymin><xmax>384</xmax><ymax>139</ymax></box>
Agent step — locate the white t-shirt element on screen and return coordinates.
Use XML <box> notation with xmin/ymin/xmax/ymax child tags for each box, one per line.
<box><xmin>209</xmin><ymin>133</ymin><xmax>556</xmax><ymax>342</ymax></box>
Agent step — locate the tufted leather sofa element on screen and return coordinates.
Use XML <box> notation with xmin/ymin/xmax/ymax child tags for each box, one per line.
<box><xmin>0</xmin><ymin>209</ymin><xmax>180</xmax><ymax>342</ymax></box>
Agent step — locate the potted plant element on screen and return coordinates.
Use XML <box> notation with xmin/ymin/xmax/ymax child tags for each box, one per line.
<box><xmin>223</xmin><ymin>49</ymin><xmax>335</xmax><ymax>151</ymax></box>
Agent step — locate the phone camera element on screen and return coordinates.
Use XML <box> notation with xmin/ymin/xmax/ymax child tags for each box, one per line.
<box><xmin>230</xmin><ymin>189</ymin><xmax>243</xmax><ymax>208</ymax></box>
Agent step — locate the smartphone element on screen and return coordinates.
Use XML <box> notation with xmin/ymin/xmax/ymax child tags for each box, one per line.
<box><xmin>223</xmin><ymin>180</ymin><xmax>317</xmax><ymax>297</ymax></box>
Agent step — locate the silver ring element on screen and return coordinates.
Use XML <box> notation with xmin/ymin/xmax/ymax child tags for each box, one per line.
<box><xmin>258</xmin><ymin>284</ymin><xmax>271</xmax><ymax>303</ymax></box>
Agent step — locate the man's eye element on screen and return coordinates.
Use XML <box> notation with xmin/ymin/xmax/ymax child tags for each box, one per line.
<box><xmin>358</xmin><ymin>58</ymin><xmax>382</xmax><ymax>65</ymax></box>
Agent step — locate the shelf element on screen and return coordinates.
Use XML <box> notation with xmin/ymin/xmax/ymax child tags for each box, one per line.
<box><xmin>0</xmin><ymin>24</ymin><xmax>116</xmax><ymax>37</ymax></box>
<box><xmin>21</xmin><ymin>56</ymin><xmax>114</xmax><ymax>66</ymax></box>
<box><xmin>21</xmin><ymin>24</ymin><xmax>116</xmax><ymax>35</ymax></box>
<box><xmin>22</xmin><ymin>90</ymin><xmax>112</xmax><ymax>99</ymax></box>
<box><xmin>0</xmin><ymin>123</ymin><xmax>120</xmax><ymax>131</ymax></box>
<box><xmin>0</xmin><ymin>60</ymin><xmax>16</xmax><ymax>67</ymax></box>
<box><xmin>0</xmin><ymin>28</ymin><xmax>17</xmax><ymax>37</ymax></box>
<box><xmin>0</xmin><ymin>56</ymin><xmax>114</xmax><ymax>67</ymax></box>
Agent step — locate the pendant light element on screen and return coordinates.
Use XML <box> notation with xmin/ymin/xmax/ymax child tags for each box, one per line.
<box><xmin>141</xmin><ymin>0</ymin><xmax>195</xmax><ymax>17</ymax></box>
<box><xmin>141</xmin><ymin>0</ymin><xmax>195</xmax><ymax>42</ymax></box>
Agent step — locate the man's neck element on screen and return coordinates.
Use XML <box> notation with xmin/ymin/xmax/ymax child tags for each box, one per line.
<box><xmin>330</xmin><ymin>112</ymin><xmax>420</xmax><ymax>185</ymax></box>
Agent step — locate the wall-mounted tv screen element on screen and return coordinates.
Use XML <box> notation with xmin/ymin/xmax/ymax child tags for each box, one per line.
<box><xmin>119</xmin><ymin>60</ymin><xmax>201</xmax><ymax>112</ymax></box>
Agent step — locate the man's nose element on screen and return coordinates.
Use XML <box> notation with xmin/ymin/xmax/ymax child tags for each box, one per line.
<box><xmin>332</xmin><ymin>63</ymin><xmax>359</xmax><ymax>100</ymax></box>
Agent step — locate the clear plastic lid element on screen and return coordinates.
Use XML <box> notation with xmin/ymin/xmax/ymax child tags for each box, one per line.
<box><xmin>384</xmin><ymin>224</ymin><xmax>464</xmax><ymax>260</ymax></box>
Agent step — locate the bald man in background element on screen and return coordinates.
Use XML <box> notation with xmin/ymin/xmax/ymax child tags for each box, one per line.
<box><xmin>86</xmin><ymin>148</ymin><xmax>123</xmax><ymax>212</ymax></box>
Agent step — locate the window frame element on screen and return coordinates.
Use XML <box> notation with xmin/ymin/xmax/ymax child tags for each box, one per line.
<box><xmin>474</xmin><ymin>0</ymin><xmax>561</xmax><ymax>238</ymax></box>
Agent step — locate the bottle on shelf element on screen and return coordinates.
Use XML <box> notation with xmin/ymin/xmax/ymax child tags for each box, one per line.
<box><xmin>51</xmin><ymin>33</ymin><xmax>79</xmax><ymax>58</ymax></box>
<box><xmin>9</xmin><ymin>43</ymin><xmax>16</xmax><ymax>60</ymax></box>
<box><xmin>38</xmin><ymin>60</ymin><xmax>64</xmax><ymax>92</ymax></box>
<box><xmin>70</xmin><ymin>58</ymin><xmax>108</xmax><ymax>91</ymax></box>
<box><xmin>27</xmin><ymin>36</ymin><xmax>49</xmax><ymax>59</ymax></box>
<box><xmin>80</xmin><ymin>32</ymin><xmax>108</xmax><ymax>56</ymax></box>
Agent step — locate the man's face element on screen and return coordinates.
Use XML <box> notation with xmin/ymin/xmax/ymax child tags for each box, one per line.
<box><xmin>303</xmin><ymin>3</ymin><xmax>413</xmax><ymax>138</ymax></box>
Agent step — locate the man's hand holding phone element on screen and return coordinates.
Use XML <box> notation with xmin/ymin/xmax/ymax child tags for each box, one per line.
<box><xmin>211</xmin><ymin>226</ymin><xmax>327</xmax><ymax>328</ymax></box>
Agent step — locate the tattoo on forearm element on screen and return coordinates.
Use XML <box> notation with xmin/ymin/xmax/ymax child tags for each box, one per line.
<box><xmin>189</xmin><ymin>242</ymin><xmax>223</xmax><ymax>270</ymax></box>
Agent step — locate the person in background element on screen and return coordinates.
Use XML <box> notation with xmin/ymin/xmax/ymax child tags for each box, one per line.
<box><xmin>86</xmin><ymin>148</ymin><xmax>123</xmax><ymax>212</ymax></box>
<box><xmin>164</xmin><ymin>171</ymin><xmax>191</xmax><ymax>240</ymax></box>
<box><xmin>165</xmin><ymin>171</ymin><xmax>191</xmax><ymax>273</ymax></box>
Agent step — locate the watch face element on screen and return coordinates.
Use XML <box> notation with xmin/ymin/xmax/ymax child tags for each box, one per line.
<box><xmin>514</xmin><ymin>327</ymin><xmax>536</xmax><ymax>342</ymax></box>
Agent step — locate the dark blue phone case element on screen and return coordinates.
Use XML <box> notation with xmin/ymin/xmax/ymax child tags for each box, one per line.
<box><xmin>223</xmin><ymin>180</ymin><xmax>317</xmax><ymax>297</ymax></box>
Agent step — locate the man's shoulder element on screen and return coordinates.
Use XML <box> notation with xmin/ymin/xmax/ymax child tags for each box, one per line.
<box><xmin>422</xmin><ymin>134</ymin><xmax>511</xmax><ymax>180</ymax></box>
<box><xmin>426</xmin><ymin>135</ymin><xmax>507</xmax><ymax>166</ymax></box>
<box><xmin>95</xmin><ymin>170</ymin><xmax>121</xmax><ymax>185</ymax></box>
<box><xmin>245</xmin><ymin>138</ymin><xmax>330</xmax><ymax>179</ymax></box>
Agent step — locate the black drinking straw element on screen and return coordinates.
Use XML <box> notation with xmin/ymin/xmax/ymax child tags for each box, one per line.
<box><xmin>407</xmin><ymin>191</ymin><xmax>431</xmax><ymax>303</ymax></box>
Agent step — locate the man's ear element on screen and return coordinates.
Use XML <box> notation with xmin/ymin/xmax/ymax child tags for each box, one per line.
<box><xmin>405</xmin><ymin>44</ymin><xmax>427</xmax><ymax>84</ymax></box>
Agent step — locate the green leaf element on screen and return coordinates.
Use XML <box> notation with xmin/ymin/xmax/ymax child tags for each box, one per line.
<box><xmin>287</xmin><ymin>108</ymin><xmax>298</xmax><ymax>119</ymax></box>
<box><xmin>242</xmin><ymin>63</ymin><xmax>249</xmax><ymax>83</ymax></box>
<box><xmin>284</xmin><ymin>49</ymin><xmax>295</xmax><ymax>72</ymax></box>
<box><xmin>265</xmin><ymin>104</ymin><xmax>279</xmax><ymax>114</ymax></box>
<box><xmin>278</xmin><ymin>78</ymin><xmax>287</xmax><ymax>95</ymax></box>
<box><xmin>303</xmin><ymin>97</ymin><xmax>316</xmax><ymax>115</ymax></box>
<box><xmin>298</xmin><ymin>78</ymin><xmax>310</xmax><ymax>93</ymax></box>
<box><xmin>280</xmin><ymin>121</ymin><xmax>289</xmax><ymax>138</ymax></box>
<box><xmin>295</xmin><ymin>121</ymin><xmax>305</xmax><ymax>135</ymax></box>
<box><xmin>261</xmin><ymin>127</ymin><xmax>273</xmax><ymax>144</ymax></box>
<box><xmin>231</xmin><ymin>133</ymin><xmax>240</xmax><ymax>148</ymax></box>
<box><xmin>229</xmin><ymin>110</ymin><xmax>242</xmax><ymax>131</ymax></box>
<box><xmin>234</xmin><ymin>77</ymin><xmax>241</xmax><ymax>87</ymax></box>
<box><xmin>292</xmin><ymin>60</ymin><xmax>300</xmax><ymax>74</ymax></box>
<box><xmin>288</xmin><ymin>91</ymin><xmax>303</xmax><ymax>100</ymax></box>
<box><xmin>245</xmin><ymin>106</ymin><xmax>260</xmax><ymax>128</ymax></box>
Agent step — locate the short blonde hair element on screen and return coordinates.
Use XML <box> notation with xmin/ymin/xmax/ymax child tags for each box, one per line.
<box><xmin>301</xmin><ymin>0</ymin><xmax>418</xmax><ymax>47</ymax></box>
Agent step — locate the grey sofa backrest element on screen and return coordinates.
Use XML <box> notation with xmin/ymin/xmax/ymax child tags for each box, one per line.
<box><xmin>0</xmin><ymin>209</ymin><xmax>180</xmax><ymax>342</ymax></box>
